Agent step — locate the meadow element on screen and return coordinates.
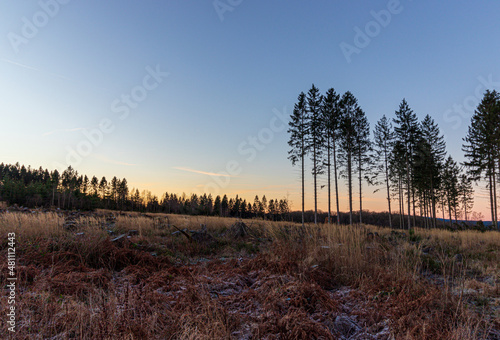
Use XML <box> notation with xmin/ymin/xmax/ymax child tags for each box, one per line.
<box><xmin>0</xmin><ymin>209</ymin><xmax>498</xmax><ymax>339</ymax></box>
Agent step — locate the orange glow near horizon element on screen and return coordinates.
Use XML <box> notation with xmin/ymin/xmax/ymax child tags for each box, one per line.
<box><xmin>136</xmin><ymin>179</ymin><xmax>492</xmax><ymax>222</ymax></box>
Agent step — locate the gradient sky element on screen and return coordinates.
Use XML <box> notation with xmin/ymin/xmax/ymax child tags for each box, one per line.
<box><xmin>1</xmin><ymin>1</ymin><xmax>499</xmax><ymax>219</ymax></box>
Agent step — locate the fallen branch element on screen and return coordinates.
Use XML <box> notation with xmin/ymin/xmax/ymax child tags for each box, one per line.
<box><xmin>171</xmin><ymin>224</ymin><xmax>193</xmax><ymax>242</ymax></box>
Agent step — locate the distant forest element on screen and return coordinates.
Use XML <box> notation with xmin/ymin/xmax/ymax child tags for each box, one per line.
<box><xmin>0</xmin><ymin>161</ymin><xmax>494</xmax><ymax>229</ymax></box>
<box><xmin>287</xmin><ymin>85</ymin><xmax>500</xmax><ymax>229</ymax></box>
<box><xmin>0</xmin><ymin>162</ymin><xmax>290</xmax><ymax>220</ymax></box>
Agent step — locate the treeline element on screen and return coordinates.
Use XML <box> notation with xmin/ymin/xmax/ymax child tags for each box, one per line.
<box><xmin>0</xmin><ymin>163</ymin><xmax>291</xmax><ymax>220</ymax></box>
<box><xmin>288</xmin><ymin>85</ymin><xmax>499</xmax><ymax>229</ymax></box>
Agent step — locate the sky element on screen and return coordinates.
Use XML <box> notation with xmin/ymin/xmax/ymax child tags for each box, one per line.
<box><xmin>1</xmin><ymin>0</ymin><xmax>499</xmax><ymax>219</ymax></box>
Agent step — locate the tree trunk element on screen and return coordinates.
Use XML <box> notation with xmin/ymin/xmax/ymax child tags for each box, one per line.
<box><xmin>426</xmin><ymin>195</ymin><xmax>431</xmax><ymax>228</ymax></box>
<box><xmin>493</xmin><ymin>170</ymin><xmax>498</xmax><ymax>229</ymax></box>
<box><xmin>398</xmin><ymin>176</ymin><xmax>402</xmax><ymax>229</ymax></box>
<box><xmin>406</xmin><ymin>160</ymin><xmax>411</xmax><ymax>230</ymax></box>
<box><xmin>489</xmin><ymin>171</ymin><xmax>495</xmax><ymax>228</ymax></box>
<box><xmin>400</xmin><ymin>175</ymin><xmax>405</xmax><ymax>229</ymax></box>
<box><xmin>333</xmin><ymin>142</ymin><xmax>340</xmax><ymax>225</ymax></box>
<box><xmin>423</xmin><ymin>192</ymin><xmax>427</xmax><ymax>229</ymax></box>
<box><xmin>427</xmin><ymin>194</ymin><xmax>431</xmax><ymax>228</ymax></box>
<box><xmin>430</xmin><ymin>177</ymin><xmax>437</xmax><ymax>228</ymax></box>
<box><xmin>498</xmin><ymin>158</ymin><xmax>500</xmax><ymax>229</ymax></box>
<box><xmin>418</xmin><ymin>197</ymin><xmax>422</xmax><ymax>228</ymax></box>
<box><xmin>384</xmin><ymin>149</ymin><xmax>392</xmax><ymax>229</ymax></box>
<box><xmin>327</xmin><ymin>138</ymin><xmax>331</xmax><ymax>224</ymax></box>
<box><xmin>359</xmin><ymin>150</ymin><xmax>363</xmax><ymax>225</ymax></box>
<box><xmin>463</xmin><ymin>187</ymin><xmax>469</xmax><ymax>222</ymax></box>
<box><xmin>442</xmin><ymin>198</ymin><xmax>445</xmax><ymax>226</ymax></box>
<box><xmin>301</xmin><ymin>143</ymin><xmax>305</xmax><ymax>228</ymax></box>
<box><xmin>429</xmin><ymin>196</ymin><xmax>433</xmax><ymax>227</ymax></box>
<box><xmin>448</xmin><ymin>195</ymin><xmax>453</xmax><ymax>229</ymax></box>
<box><xmin>313</xmin><ymin>141</ymin><xmax>317</xmax><ymax>225</ymax></box>
<box><xmin>464</xmin><ymin>195</ymin><xmax>468</xmax><ymax>222</ymax></box>
<box><xmin>412</xmin><ymin>189</ymin><xmax>416</xmax><ymax>228</ymax></box>
<box><xmin>348</xmin><ymin>149</ymin><xmax>353</xmax><ymax>226</ymax></box>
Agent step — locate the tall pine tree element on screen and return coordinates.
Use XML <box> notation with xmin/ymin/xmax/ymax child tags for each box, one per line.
<box><xmin>393</xmin><ymin>99</ymin><xmax>420</xmax><ymax>229</ymax></box>
<box><xmin>373</xmin><ymin>115</ymin><xmax>395</xmax><ymax>228</ymax></box>
<box><xmin>306</xmin><ymin>84</ymin><xmax>324</xmax><ymax>225</ymax></box>
<box><xmin>339</xmin><ymin>91</ymin><xmax>359</xmax><ymax>226</ymax></box>
<box><xmin>288</xmin><ymin>92</ymin><xmax>309</xmax><ymax>227</ymax></box>
<box><xmin>463</xmin><ymin>90</ymin><xmax>499</xmax><ymax>229</ymax></box>
<box><xmin>321</xmin><ymin>88</ymin><xmax>341</xmax><ymax>224</ymax></box>
<box><xmin>458</xmin><ymin>172</ymin><xmax>474</xmax><ymax>222</ymax></box>
<box><xmin>414</xmin><ymin>115</ymin><xmax>446</xmax><ymax>228</ymax></box>
<box><xmin>353</xmin><ymin>107</ymin><xmax>371</xmax><ymax>224</ymax></box>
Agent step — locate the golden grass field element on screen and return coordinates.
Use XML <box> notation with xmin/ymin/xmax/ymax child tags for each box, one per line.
<box><xmin>0</xmin><ymin>210</ymin><xmax>499</xmax><ymax>339</ymax></box>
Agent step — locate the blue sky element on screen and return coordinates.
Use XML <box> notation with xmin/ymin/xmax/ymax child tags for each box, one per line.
<box><xmin>1</xmin><ymin>1</ymin><xmax>499</xmax><ymax>217</ymax></box>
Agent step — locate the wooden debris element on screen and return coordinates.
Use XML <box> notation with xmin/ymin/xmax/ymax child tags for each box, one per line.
<box><xmin>111</xmin><ymin>234</ymin><xmax>128</xmax><ymax>243</ymax></box>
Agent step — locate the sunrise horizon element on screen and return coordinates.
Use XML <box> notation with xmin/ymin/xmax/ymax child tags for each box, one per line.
<box><xmin>0</xmin><ymin>158</ymin><xmax>493</xmax><ymax>222</ymax></box>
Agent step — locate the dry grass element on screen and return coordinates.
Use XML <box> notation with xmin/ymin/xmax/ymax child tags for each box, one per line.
<box><xmin>0</xmin><ymin>212</ymin><xmax>65</xmax><ymax>239</ymax></box>
<box><xmin>0</xmin><ymin>211</ymin><xmax>498</xmax><ymax>339</ymax></box>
